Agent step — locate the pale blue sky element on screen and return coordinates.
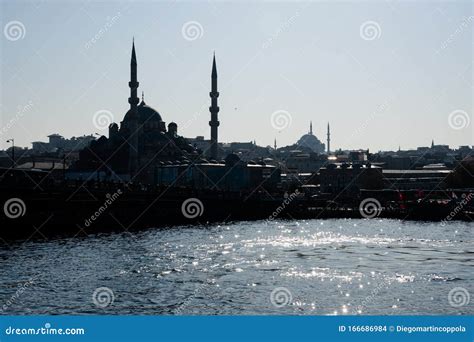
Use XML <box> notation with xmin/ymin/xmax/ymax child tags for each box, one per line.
<box><xmin>1</xmin><ymin>0</ymin><xmax>472</xmax><ymax>151</ymax></box>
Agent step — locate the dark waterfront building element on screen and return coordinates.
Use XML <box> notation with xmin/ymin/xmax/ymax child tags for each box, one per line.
<box><xmin>31</xmin><ymin>134</ymin><xmax>95</xmax><ymax>154</ymax></box>
<box><xmin>283</xmin><ymin>151</ymin><xmax>327</xmax><ymax>174</ymax></box>
<box><xmin>382</xmin><ymin>169</ymin><xmax>451</xmax><ymax>191</ymax></box>
<box><xmin>0</xmin><ymin>135</ymin><xmax>89</xmax><ymax>175</ymax></box>
<box><xmin>319</xmin><ymin>163</ymin><xmax>383</xmax><ymax>196</ymax></box>
<box><xmin>156</xmin><ymin>153</ymin><xmax>280</xmax><ymax>192</ymax></box>
<box><xmin>370</xmin><ymin>143</ymin><xmax>473</xmax><ymax>171</ymax></box>
<box><xmin>318</xmin><ymin>162</ymin><xmax>458</xmax><ymax>195</ymax></box>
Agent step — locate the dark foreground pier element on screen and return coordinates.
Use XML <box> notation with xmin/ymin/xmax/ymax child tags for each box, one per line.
<box><xmin>1</xmin><ymin>181</ymin><xmax>472</xmax><ymax>241</ymax></box>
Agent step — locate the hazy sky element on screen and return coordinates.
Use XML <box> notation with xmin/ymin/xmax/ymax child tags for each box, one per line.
<box><xmin>1</xmin><ymin>0</ymin><xmax>472</xmax><ymax>152</ymax></box>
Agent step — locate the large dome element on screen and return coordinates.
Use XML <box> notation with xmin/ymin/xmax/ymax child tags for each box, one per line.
<box><xmin>123</xmin><ymin>100</ymin><xmax>163</xmax><ymax>124</ymax></box>
<box><xmin>297</xmin><ymin>133</ymin><xmax>325</xmax><ymax>153</ymax></box>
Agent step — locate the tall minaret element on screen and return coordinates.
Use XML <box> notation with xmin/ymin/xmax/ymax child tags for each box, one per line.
<box><xmin>310</xmin><ymin>121</ymin><xmax>313</xmax><ymax>135</ymax></box>
<box><xmin>274</xmin><ymin>138</ymin><xmax>277</xmax><ymax>150</ymax></box>
<box><xmin>209</xmin><ymin>53</ymin><xmax>220</xmax><ymax>160</ymax></box>
<box><xmin>327</xmin><ymin>122</ymin><xmax>331</xmax><ymax>154</ymax></box>
<box><xmin>129</xmin><ymin>39</ymin><xmax>139</xmax><ymax>110</ymax></box>
<box><xmin>128</xmin><ymin>39</ymin><xmax>140</xmax><ymax>177</ymax></box>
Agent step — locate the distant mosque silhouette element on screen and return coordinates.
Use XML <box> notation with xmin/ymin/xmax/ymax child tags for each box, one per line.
<box><xmin>296</xmin><ymin>121</ymin><xmax>326</xmax><ymax>154</ymax></box>
<box><xmin>74</xmin><ymin>40</ymin><xmax>220</xmax><ymax>183</ymax></box>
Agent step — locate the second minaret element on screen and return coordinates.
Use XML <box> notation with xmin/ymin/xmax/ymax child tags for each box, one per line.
<box><xmin>209</xmin><ymin>53</ymin><xmax>220</xmax><ymax>160</ymax></box>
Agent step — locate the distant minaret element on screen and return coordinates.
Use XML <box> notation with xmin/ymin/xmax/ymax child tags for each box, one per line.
<box><xmin>209</xmin><ymin>53</ymin><xmax>220</xmax><ymax>160</ymax></box>
<box><xmin>431</xmin><ymin>139</ymin><xmax>434</xmax><ymax>148</ymax></box>
<box><xmin>274</xmin><ymin>138</ymin><xmax>277</xmax><ymax>150</ymax></box>
<box><xmin>310</xmin><ymin>121</ymin><xmax>313</xmax><ymax>135</ymax></box>
<box><xmin>327</xmin><ymin>122</ymin><xmax>331</xmax><ymax>154</ymax></box>
<box><xmin>128</xmin><ymin>39</ymin><xmax>140</xmax><ymax>176</ymax></box>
